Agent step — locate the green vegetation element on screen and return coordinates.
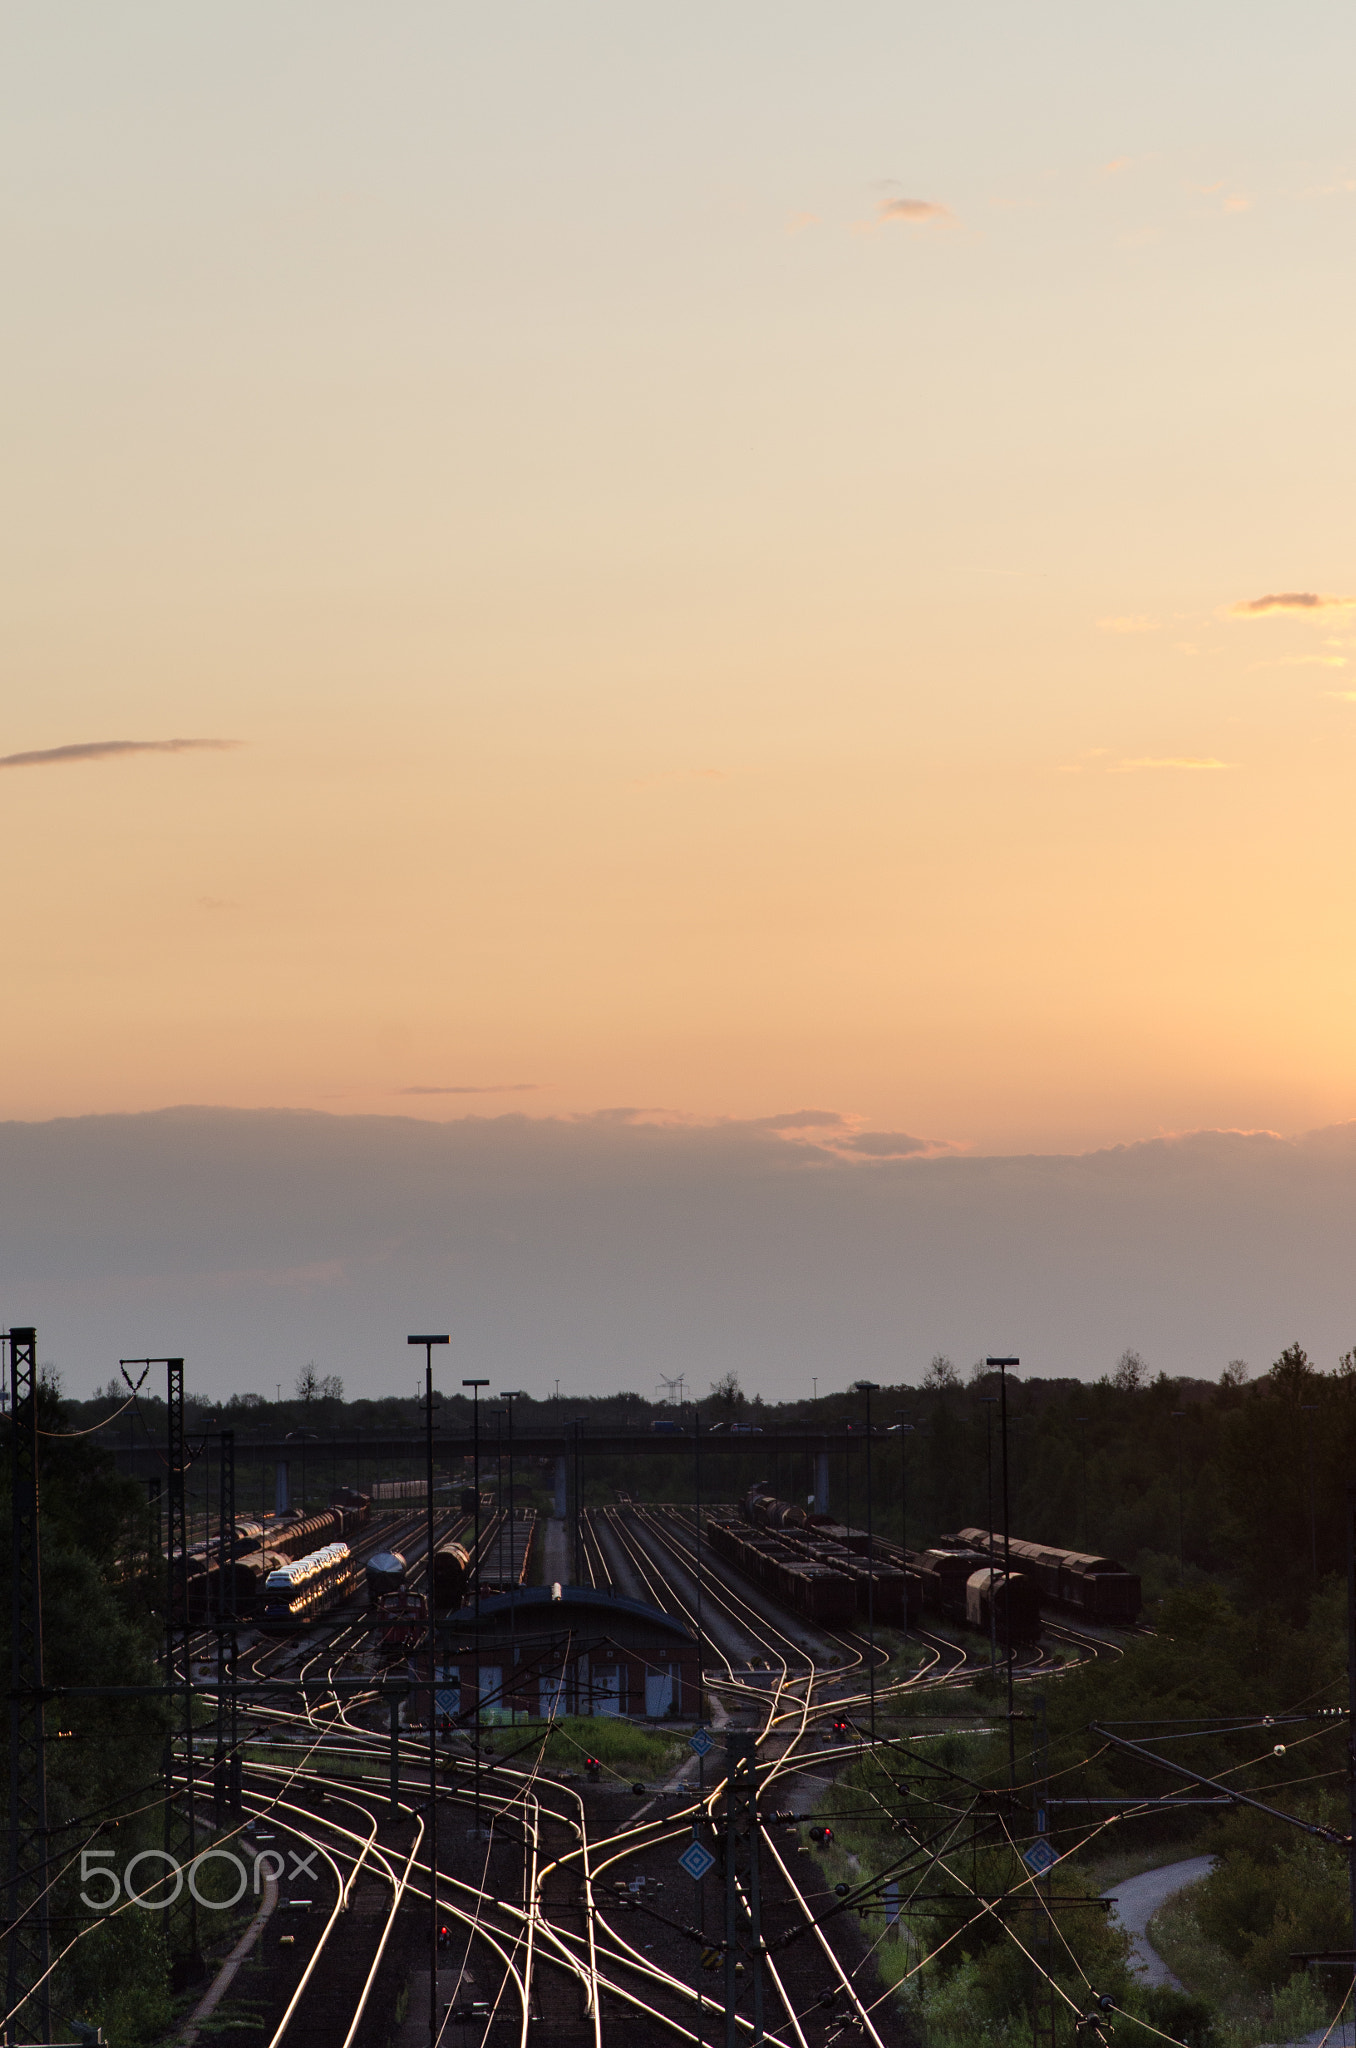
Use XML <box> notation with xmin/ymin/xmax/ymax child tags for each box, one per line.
<box><xmin>0</xmin><ymin>1380</ymin><xmax>175</xmax><ymax>2044</ymax></box>
<box><xmin>480</xmin><ymin>1713</ymin><xmax>684</xmax><ymax>1779</ymax></box>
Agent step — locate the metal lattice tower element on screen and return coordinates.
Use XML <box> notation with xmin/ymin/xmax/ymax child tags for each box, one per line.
<box><xmin>723</xmin><ymin>1730</ymin><xmax>764</xmax><ymax>2048</ymax></box>
<box><xmin>1031</xmin><ymin>1693</ymin><xmax>1057</xmax><ymax>2048</ymax></box>
<box><xmin>6</xmin><ymin>1325</ymin><xmax>51</xmax><ymax>2046</ymax></box>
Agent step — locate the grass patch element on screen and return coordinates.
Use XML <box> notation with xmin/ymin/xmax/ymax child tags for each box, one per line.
<box><xmin>479</xmin><ymin>1715</ymin><xmax>683</xmax><ymax>1780</ymax></box>
<box><xmin>1071</xmin><ymin>1836</ymin><xmax>1207</xmax><ymax>1894</ymax></box>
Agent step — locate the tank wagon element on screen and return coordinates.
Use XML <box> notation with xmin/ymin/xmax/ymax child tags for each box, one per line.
<box><xmin>366</xmin><ymin>1549</ymin><xmax>407</xmax><ymax>1600</ymax></box>
<box><xmin>431</xmin><ymin>1541</ymin><xmax>472</xmax><ymax>1609</ymax></box>
<box><xmin>258</xmin><ymin>1542</ymin><xmax>355</xmax><ymax>1632</ymax></box>
<box><xmin>954</xmin><ymin>1529</ymin><xmax>1141</xmax><ymax>1624</ymax></box>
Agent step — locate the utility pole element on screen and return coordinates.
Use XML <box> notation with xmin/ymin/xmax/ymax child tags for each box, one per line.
<box><xmin>409</xmin><ymin>1335</ymin><xmax>449</xmax><ymax>2048</ymax></box>
<box><xmin>988</xmin><ymin>1358</ymin><xmax>1019</xmax><ymax>1786</ymax></box>
<box><xmin>5</xmin><ymin>1326</ymin><xmax>50</xmax><ymax>2046</ymax></box>
<box><xmin>1031</xmin><ymin>1694</ymin><xmax>1055</xmax><ymax>2048</ymax></box>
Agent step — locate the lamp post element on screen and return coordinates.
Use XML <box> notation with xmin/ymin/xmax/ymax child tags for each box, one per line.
<box><xmin>462</xmin><ymin>1377</ymin><xmax>490</xmax><ymax>1834</ymax></box>
<box><xmin>1301</xmin><ymin>1406</ymin><xmax>1319</xmax><ymax>1580</ymax></box>
<box><xmin>987</xmin><ymin>1358</ymin><xmax>1019</xmax><ymax>1785</ymax></box>
<box><xmin>853</xmin><ymin>1382</ymin><xmax>881</xmax><ymax>1742</ymax></box>
<box><xmin>498</xmin><ymin>1392</ymin><xmax>526</xmax><ymax>1595</ymax></box>
<box><xmin>408</xmin><ymin>1333</ymin><xmax>449</xmax><ymax>2048</ymax></box>
<box><xmin>979</xmin><ymin>1396</ymin><xmax>998</xmax><ymax>1679</ymax></box>
<box><xmin>1171</xmin><ymin>1410</ymin><xmax>1186</xmax><ymax>1583</ymax></box>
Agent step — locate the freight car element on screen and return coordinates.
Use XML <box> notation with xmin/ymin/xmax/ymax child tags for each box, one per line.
<box><xmin>709</xmin><ymin>1517</ymin><xmax>868</xmax><ymax>1628</ymax></box>
<box><xmin>735</xmin><ymin>1491</ymin><xmax>922</xmax><ymax>1624</ymax></box>
<box><xmin>330</xmin><ymin>1489</ymin><xmax>371</xmax><ymax>1535</ymax></box>
<box><xmin>964</xmin><ymin>1568</ymin><xmax>1042</xmax><ymax>1645</ymax></box>
<box><xmin>366</xmin><ymin>1549</ymin><xmax>407</xmax><ymax>1600</ymax></box>
<box><xmin>376</xmin><ymin>1588</ymin><xmax>429</xmax><ymax>1663</ymax></box>
<box><xmin>257</xmin><ymin>1542</ymin><xmax>355</xmax><ymax>1632</ymax></box>
<box><xmin>906</xmin><ymin>1545</ymin><xmax>1042</xmax><ymax>1645</ymax></box>
<box><xmin>431</xmin><ymin>1541</ymin><xmax>472</xmax><ymax>1609</ymax></box>
<box><xmin>953</xmin><ymin>1529</ymin><xmax>1141</xmax><ymax>1624</ymax></box>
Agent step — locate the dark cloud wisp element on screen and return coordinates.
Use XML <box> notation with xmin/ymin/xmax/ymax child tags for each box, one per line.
<box><xmin>0</xmin><ymin>738</ymin><xmax>242</xmax><ymax>770</ymax></box>
<box><xmin>1229</xmin><ymin>592</ymin><xmax>1356</xmax><ymax>617</ymax></box>
<box><xmin>398</xmin><ymin>1084</ymin><xmax>540</xmax><ymax>1096</ymax></box>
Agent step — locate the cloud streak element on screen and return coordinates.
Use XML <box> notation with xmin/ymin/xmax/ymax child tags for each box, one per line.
<box><xmin>877</xmin><ymin>196</ymin><xmax>952</xmax><ymax>227</ymax></box>
<box><xmin>1229</xmin><ymin>593</ymin><xmax>1356</xmax><ymax>618</ymax></box>
<box><xmin>1116</xmin><ymin>756</ymin><xmax>1230</xmax><ymax>772</ymax></box>
<box><xmin>398</xmin><ymin>1083</ymin><xmax>540</xmax><ymax>1096</ymax></box>
<box><xmin>0</xmin><ymin>738</ymin><xmax>242</xmax><ymax>770</ymax></box>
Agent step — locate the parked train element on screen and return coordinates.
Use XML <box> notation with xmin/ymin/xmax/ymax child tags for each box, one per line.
<box><xmin>376</xmin><ymin>1588</ymin><xmax>429</xmax><ymax>1663</ymax></box>
<box><xmin>711</xmin><ymin>1512</ymin><xmax>918</xmax><ymax>1628</ymax></box>
<box><xmin>431</xmin><ymin>1541</ymin><xmax>473</xmax><ymax>1610</ymax></box>
<box><xmin>906</xmin><ymin>1543</ymin><xmax>1041</xmax><ymax>1645</ymax></box>
<box><xmin>179</xmin><ymin>1547</ymin><xmax>292</xmax><ymax>1622</ymax></box>
<box><xmin>366</xmin><ymin>1549</ymin><xmax>407</xmax><ymax>1601</ymax></box>
<box><xmin>257</xmin><ymin>1542</ymin><xmax>355</xmax><ymax>1632</ymax></box>
<box><xmin>953</xmin><ymin>1529</ymin><xmax>1141</xmax><ymax>1624</ymax></box>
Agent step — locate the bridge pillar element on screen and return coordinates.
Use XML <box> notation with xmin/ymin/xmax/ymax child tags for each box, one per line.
<box><xmin>274</xmin><ymin>1459</ymin><xmax>290</xmax><ymax>1515</ymax></box>
<box><xmin>814</xmin><ymin>1450</ymin><xmax>829</xmax><ymax>1518</ymax></box>
<box><xmin>553</xmin><ymin>1455</ymin><xmax>567</xmax><ymax>1518</ymax></box>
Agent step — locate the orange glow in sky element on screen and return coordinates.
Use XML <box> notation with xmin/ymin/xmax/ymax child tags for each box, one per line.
<box><xmin>4</xmin><ymin>6</ymin><xmax>1356</xmax><ymax>1156</ymax></box>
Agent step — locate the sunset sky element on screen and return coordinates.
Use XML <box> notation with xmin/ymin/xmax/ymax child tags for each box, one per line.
<box><xmin>4</xmin><ymin>8</ymin><xmax>1356</xmax><ymax>1391</ymax></box>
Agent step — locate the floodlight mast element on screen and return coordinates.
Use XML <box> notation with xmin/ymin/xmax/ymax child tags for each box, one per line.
<box><xmin>986</xmin><ymin>1357</ymin><xmax>1019</xmax><ymax>1785</ymax></box>
<box><xmin>408</xmin><ymin>1334</ymin><xmax>449</xmax><ymax>2048</ymax></box>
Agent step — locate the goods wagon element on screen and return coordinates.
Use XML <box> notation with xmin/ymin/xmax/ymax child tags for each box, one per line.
<box><xmin>963</xmin><ymin>1568</ymin><xmax>1042</xmax><ymax>1645</ymax></box>
<box><xmin>366</xmin><ymin>1549</ymin><xmax>408</xmax><ymax>1600</ymax></box>
<box><xmin>258</xmin><ymin>1542</ymin><xmax>355</xmax><ymax>1632</ymax></box>
<box><xmin>376</xmin><ymin>1588</ymin><xmax>429</xmax><ymax>1663</ymax></box>
<box><xmin>953</xmin><ymin>1529</ymin><xmax>1141</xmax><ymax>1624</ymax></box>
<box><xmin>708</xmin><ymin>1516</ymin><xmax>900</xmax><ymax>1629</ymax></box>
<box><xmin>431</xmin><ymin>1541</ymin><xmax>473</xmax><ymax>1609</ymax></box>
<box><xmin>330</xmin><ymin>1489</ymin><xmax>371</xmax><ymax>1536</ymax></box>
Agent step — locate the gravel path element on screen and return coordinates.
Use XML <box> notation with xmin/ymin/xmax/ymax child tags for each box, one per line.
<box><xmin>1101</xmin><ymin>1855</ymin><xmax>1215</xmax><ymax>1989</ymax></box>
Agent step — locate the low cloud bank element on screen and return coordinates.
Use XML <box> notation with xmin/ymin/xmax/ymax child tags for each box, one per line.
<box><xmin>2</xmin><ymin>1107</ymin><xmax>1354</xmax><ymax>1399</ymax></box>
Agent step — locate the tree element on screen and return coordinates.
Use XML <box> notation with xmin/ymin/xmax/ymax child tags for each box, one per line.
<box><xmin>708</xmin><ymin>1372</ymin><xmax>743</xmax><ymax>1417</ymax></box>
<box><xmin>295</xmin><ymin>1363</ymin><xmax>321</xmax><ymax>1403</ymax></box>
<box><xmin>1220</xmin><ymin>1359</ymin><xmax>1250</xmax><ymax>1389</ymax></box>
<box><xmin>1267</xmin><ymin>1342</ymin><xmax>1315</xmax><ymax>1403</ymax></box>
<box><xmin>1113</xmin><ymin>1349</ymin><xmax>1145</xmax><ymax>1392</ymax></box>
<box><xmin>923</xmin><ymin>1355</ymin><xmax>959</xmax><ymax>1390</ymax></box>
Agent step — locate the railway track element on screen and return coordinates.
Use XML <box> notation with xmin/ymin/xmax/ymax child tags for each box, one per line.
<box><xmin>140</xmin><ymin>1490</ymin><xmax>1148</xmax><ymax>2048</ymax></box>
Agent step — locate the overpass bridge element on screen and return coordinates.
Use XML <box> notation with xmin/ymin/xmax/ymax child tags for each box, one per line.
<box><xmin>110</xmin><ymin>1426</ymin><xmax>877</xmax><ymax>1519</ymax></box>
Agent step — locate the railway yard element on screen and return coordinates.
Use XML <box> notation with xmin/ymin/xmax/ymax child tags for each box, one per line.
<box><xmin>125</xmin><ymin>1492</ymin><xmax>1138</xmax><ymax>2048</ymax></box>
